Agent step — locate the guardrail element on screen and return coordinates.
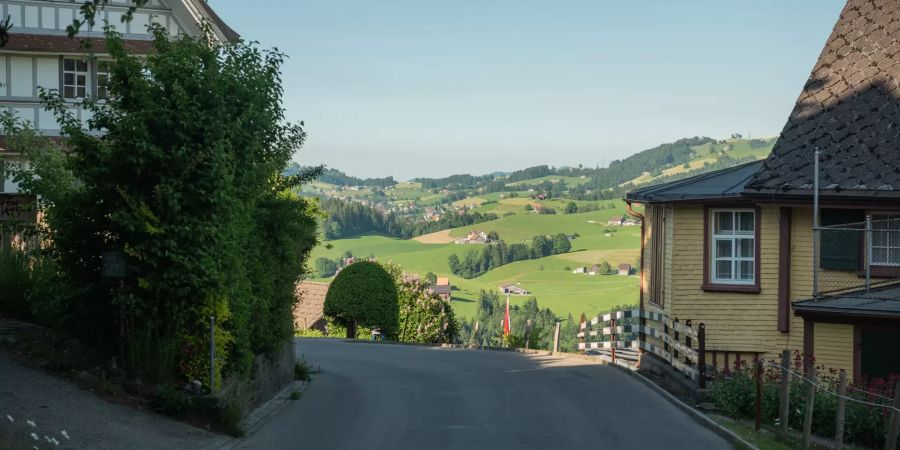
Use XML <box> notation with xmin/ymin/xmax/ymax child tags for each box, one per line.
<box><xmin>577</xmin><ymin>308</ymin><xmax>706</xmax><ymax>387</ymax></box>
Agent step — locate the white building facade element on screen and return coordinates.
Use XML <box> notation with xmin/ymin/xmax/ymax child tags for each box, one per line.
<box><xmin>0</xmin><ymin>0</ymin><xmax>236</xmax><ymax>192</ymax></box>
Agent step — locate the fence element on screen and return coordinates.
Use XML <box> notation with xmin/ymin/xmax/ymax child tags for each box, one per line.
<box><xmin>814</xmin><ymin>215</ymin><xmax>900</xmax><ymax>297</ymax></box>
<box><xmin>731</xmin><ymin>350</ymin><xmax>900</xmax><ymax>450</ymax></box>
<box><xmin>577</xmin><ymin>308</ymin><xmax>706</xmax><ymax>387</ymax></box>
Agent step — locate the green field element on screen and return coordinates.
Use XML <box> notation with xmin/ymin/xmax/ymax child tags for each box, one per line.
<box><xmin>309</xmin><ymin>202</ymin><xmax>641</xmax><ymax>320</ymax></box>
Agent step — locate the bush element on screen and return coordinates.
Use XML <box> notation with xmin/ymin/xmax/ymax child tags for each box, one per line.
<box><xmin>0</xmin><ymin>250</ymin><xmax>60</xmax><ymax>322</ymax></box>
<box><xmin>710</xmin><ymin>358</ymin><xmax>893</xmax><ymax>449</ymax></box>
<box><xmin>323</xmin><ymin>262</ymin><xmax>398</xmax><ymax>338</ymax></box>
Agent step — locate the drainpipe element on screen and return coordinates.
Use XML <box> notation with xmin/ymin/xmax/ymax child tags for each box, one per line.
<box><xmin>625</xmin><ymin>200</ymin><xmax>645</xmax><ymax>310</ymax></box>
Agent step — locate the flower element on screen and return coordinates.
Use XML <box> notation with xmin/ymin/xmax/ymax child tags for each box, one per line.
<box><xmin>27</xmin><ymin>419</ymin><xmax>36</xmax><ymax>428</ymax></box>
<box><xmin>61</xmin><ymin>430</ymin><xmax>69</xmax><ymax>440</ymax></box>
<box><xmin>30</xmin><ymin>432</ymin><xmax>39</xmax><ymax>440</ymax></box>
<box><xmin>5</xmin><ymin>414</ymin><xmax>12</xmax><ymax>423</ymax></box>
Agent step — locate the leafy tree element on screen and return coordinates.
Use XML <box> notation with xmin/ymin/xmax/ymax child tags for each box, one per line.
<box><xmin>383</xmin><ymin>264</ymin><xmax>457</xmax><ymax>343</ymax></box>
<box><xmin>599</xmin><ymin>261</ymin><xmax>612</xmax><ymax>274</ymax></box>
<box><xmin>531</xmin><ymin>235</ymin><xmax>552</xmax><ymax>258</ymax></box>
<box><xmin>448</xmin><ymin>254</ymin><xmax>460</xmax><ymax>274</ymax></box>
<box><xmin>324</xmin><ymin>262</ymin><xmax>399</xmax><ymax>339</ymax></box>
<box><xmin>551</xmin><ymin>233</ymin><xmax>572</xmax><ymax>254</ymax></box>
<box><xmin>425</xmin><ymin>272</ymin><xmax>438</xmax><ymax>285</ymax></box>
<box><xmin>487</xmin><ymin>230</ymin><xmax>500</xmax><ymax>242</ymax></box>
<box><xmin>314</xmin><ymin>257</ymin><xmax>338</xmax><ymax>278</ymax></box>
<box><xmin>524</xmin><ymin>204</ymin><xmax>533</xmax><ymax>212</ymax></box>
<box><xmin>7</xmin><ymin>24</ymin><xmax>321</xmax><ymax>387</ymax></box>
<box><xmin>565</xmin><ymin>202</ymin><xmax>578</xmax><ymax>214</ymax></box>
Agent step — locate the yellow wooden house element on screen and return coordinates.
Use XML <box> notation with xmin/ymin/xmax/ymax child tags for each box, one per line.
<box><xmin>625</xmin><ymin>0</ymin><xmax>900</xmax><ymax>384</ymax></box>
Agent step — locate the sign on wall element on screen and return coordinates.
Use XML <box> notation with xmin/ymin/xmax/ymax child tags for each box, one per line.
<box><xmin>0</xmin><ymin>194</ymin><xmax>37</xmax><ymax>223</ymax></box>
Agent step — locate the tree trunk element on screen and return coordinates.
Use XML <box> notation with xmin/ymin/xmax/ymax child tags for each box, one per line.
<box><xmin>346</xmin><ymin>321</ymin><xmax>357</xmax><ymax>339</ymax></box>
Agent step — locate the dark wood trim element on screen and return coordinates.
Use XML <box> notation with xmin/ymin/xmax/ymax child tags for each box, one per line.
<box><xmin>853</xmin><ymin>325</ymin><xmax>861</xmax><ymax>384</ymax></box>
<box><xmin>793</xmin><ymin>309</ymin><xmax>900</xmax><ymax>323</ymax></box>
<box><xmin>862</xmin><ymin>266</ymin><xmax>900</xmax><ymax>278</ymax></box>
<box><xmin>778</xmin><ymin>207</ymin><xmax>792</xmax><ymax>332</ymax></box>
<box><xmin>701</xmin><ymin>283</ymin><xmax>761</xmax><ymax>293</ymax></box>
<box><xmin>803</xmin><ymin>318</ymin><xmax>814</xmax><ymax>374</ymax></box>
<box><xmin>702</xmin><ymin>204</ymin><xmax>762</xmax><ymax>294</ymax></box>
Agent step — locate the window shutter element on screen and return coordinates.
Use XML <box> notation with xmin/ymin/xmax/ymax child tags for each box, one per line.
<box><xmin>819</xmin><ymin>209</ymin><xmax>864</xmax><ymax>270</ymax></box>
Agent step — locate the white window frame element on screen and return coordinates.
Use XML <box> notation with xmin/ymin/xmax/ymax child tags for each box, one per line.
<box><xmin>871</xmin><ymin>213</ymin><xmax>900</xmax><ymax>266</ymax></box>
<box><xmin>62</xmin><ymin>57</ymin><xmax>89</xmax><ymax>100</ymax></box>
<box><xmin>709</xmin><ymin>209</ymin><xmax>756</xmax><ymax>285</ymax></box>
<box><xmin>96</xmin><ymin>60</ymin><xmax>113</xmax><ymax>100</ymax></box>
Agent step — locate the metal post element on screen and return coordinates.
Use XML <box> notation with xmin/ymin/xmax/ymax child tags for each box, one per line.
<box><xmin>610</xmin><ymin>316</ymin><xmax>617</xmax><ymax>365</ymax></box>
<box><xmin>209</xmin><ymin>315</ymin><xmax>216</xmax><ymax>393</ymax></box>
<box><xmin>813</xmin><ymin>148</ymin><xmax>820</xmax><ymax>300</ymax></box>
<box><xmin>886</xmin><ymin>381</ymin><xmax>900</xmax><ymax>450</ymax></box>
<box><xmin>524</xmin><ymin>319</ymin><xmax>532</xmax><ymax>350</ymax></box>
<box><xmin>866</xmin><ymin>214</ymin><xmax>872</xmax><ymax>291</ymax></box>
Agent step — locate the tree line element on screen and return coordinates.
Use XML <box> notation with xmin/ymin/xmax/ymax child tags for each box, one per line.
<box><xmin>320</xmin><ymin>197</ymin><xmax>498</xmax><ymax>240</ymax></box>
<box><xmin>448</xmin><ymin>233</ymin><xmax>573</xmax><ymax>279</ymax></box>
<box><xmin>286</xmin><ymin>164</ymin><xmax>397</xmax><ymax>188</ymax></box>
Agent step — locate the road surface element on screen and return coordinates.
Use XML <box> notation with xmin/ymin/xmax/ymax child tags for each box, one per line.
<box><xmin>234</xmin><ymin>339</ymin><xmax>730</xmax><ymax>450</ymax></box>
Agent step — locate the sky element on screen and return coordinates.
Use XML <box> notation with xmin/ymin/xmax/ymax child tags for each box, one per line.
<box><xmin>211</xmin><ymin>1</ymin><xmax>846</xmax><ymax>181</ymax></box>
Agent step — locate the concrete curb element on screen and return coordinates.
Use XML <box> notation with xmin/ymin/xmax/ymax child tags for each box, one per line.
<box><xmin>607</xmin><ymin>364</ymin><xmax>758</xmax><ymax>450</ymax></box>
<box><xmin>216</xmin><ymin>379</ymin><xmax>310</xmax><ymax>450</ymax></box>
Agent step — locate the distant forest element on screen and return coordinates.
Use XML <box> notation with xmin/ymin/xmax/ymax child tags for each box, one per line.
<box><xmin>286</xmin><ymin>164</ymin><xmax>397</xmax><ymax>188</ymax></box>
<box><xmin>320</xmin><ymin>198</ymin><xmax>498</xmax><ymax>240</ymax></box>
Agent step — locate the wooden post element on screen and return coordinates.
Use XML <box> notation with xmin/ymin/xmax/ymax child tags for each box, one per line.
<box><xmin>886</xmin><ymin>381</ymin><xmax>900</xmax><ymax>450</ymax></box>
<box><xmin>473</xmin><ymin>321</ymin><xmax>480</xmax><ymax>347</ymax></box>
<box><xmin>579</xmin><ymin>313</ymin><xmax>586</xmax><ymax>353</ymax></box>
<box><xmin>755</xmin><ymin>358</ymin><xmax>763</xmax><ymax>431</ymax></box>
<box><xmin>672</xmin><ymin>318</ymin><xmax>680</xmax><ymax>361</ymax></box>
<box><xmin>610</xmin><ymin>316</ymin><xmax>617</xmax><ymax>365</ymax></box>
<box><xmin>779</xmin><ymin>349</ymin><xmax>791</xmax><ymax>438</ymax></box>
<box><xmin>834</xmin><ymin>369</ymin><xmax>847</xmax><ymax>450</ymax></box>
<box><xmin>802</xmin><ymin>366</ymin><xmax>817</xmax><ymax>450</ymax></box>
<box><xmin>698</xmin><ymin>323</ymin><xmax>706</xmax><ymax>389</ymax></box>
<box><xmin>685</xmin><ymin>319</ymin><xmax>693</xmax><ymax>367</ymax></box>
<box><xmin>552</xmin><ymin>322</ymin><xmax>561</xmax><ymax>354</ymax></box>
<box><xmin>524</xmin><ymin>319</ymin><xmax>532</xmax><ymax>350</ymax></box>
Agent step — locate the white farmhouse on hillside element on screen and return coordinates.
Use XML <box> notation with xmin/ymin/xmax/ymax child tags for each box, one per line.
<box><xmin>0</xmin><ymin>0</ymin><xmax>237</xmax><ymax>193</ymax></box>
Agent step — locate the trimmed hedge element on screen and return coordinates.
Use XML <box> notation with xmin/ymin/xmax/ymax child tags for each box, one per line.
<box><xmin>323</xmin><ymin>262</ymin><xmax>398</xmax><ymax>338</ymax></box>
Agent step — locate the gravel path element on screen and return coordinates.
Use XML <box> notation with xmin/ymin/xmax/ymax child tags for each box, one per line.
<box><xmin>0</xmin><ymin>350</ymin><xmax>226</xmax><ymax>450</ymax></box>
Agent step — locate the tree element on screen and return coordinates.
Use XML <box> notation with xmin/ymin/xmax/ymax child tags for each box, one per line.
<box><xmin>599</xmin><ymin>261</ymin><xmax>612</xmax><ymax>274</ymax></box>
<box><xmin>487</xmin><ymin>230</ymin><xmax>500</xmax><ymax>242</ymax></box>
<box><xmin>425</xmin><ymin>272</ymin><xmax>438</xmax><ymax>285</ymax></box>
<box><xmin>565</xmin><ymin>202</ymin><xmax>578</xmax><ymax>214</ymax></box>
<box><xmin>551</xmin><ymin>233</ymin><xmax>571</xmax><ymax>254</ymax></box>
<box><xmin>314</xmin><ymin>257</ymin><xmax>338</xmax><ymax>278</ymax></box>
<box><xmin>532</xmin><ymin>235</ymin><xmax>552</xmax><ymax>258</ymax></box>
<box><xmin>524</xmin><ymin>204</ymin><xmax>533</xmax><ymax>212</ymax></box>
<box><xmin>9</xmin><ymin>24</ymin><xmax>320</xmax><ymax>387</ymax></box>
<box><xmin>324</xmin><ymin>262</ymin><xmax>399</xmax><ymax>339</ymax></box>
<box><xmin>448</xmin><ymin>254</ymin><xmax>460</xmax><ymax>274</ymax></box>
<box><xmin>383</xmin><ymin>264</ymin><xmax>457</xmax><ymax>344</ymax></box>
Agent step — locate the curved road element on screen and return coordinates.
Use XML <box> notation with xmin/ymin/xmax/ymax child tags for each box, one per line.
<box><xmin>235</xmin><ymin>339</ymin><xmax>729</xmax><ymax>450</ymax></box>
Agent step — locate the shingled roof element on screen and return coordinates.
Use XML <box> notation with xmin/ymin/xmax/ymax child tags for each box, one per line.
<box><xmin>744</xmin><ymin>0</ymin><xmax>900</xmax><ymax>199</ymax></box>
<box><xmin>294</xmin><ymin>281</ymin><xmax>329</xmax><ymax>331</ymax></box>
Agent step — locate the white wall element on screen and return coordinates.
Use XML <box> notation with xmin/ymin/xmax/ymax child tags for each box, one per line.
<box><xmin>9</xmin><ymin>56</ymin><xmax>33</xmax><ymax>97</ymax></box>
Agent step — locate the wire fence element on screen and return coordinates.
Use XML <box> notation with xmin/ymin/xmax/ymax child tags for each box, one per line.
<box><xmin>761</xmin><ymin>360</ymin><xmax>900</xmax><ymax>413</ymax></box>
<box><xmin>814</xmin><ymin>216</ymin><xmax>900</xmax><ymax>297</ymax></box>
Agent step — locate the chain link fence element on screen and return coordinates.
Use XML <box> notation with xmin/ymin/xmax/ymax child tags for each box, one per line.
<box><xmin>814</xmin><ymin>215</ymin><xmax>900</xmax><ymax>297</ymax></box>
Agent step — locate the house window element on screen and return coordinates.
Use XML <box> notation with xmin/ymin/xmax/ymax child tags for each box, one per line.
<box><xmin>710</xmin><ymin>209</ymin><xmax>755</xmax><ymax>284</ymax></box>
<box><xmin>872</xmin><ymin>214</ymin><xmax>900</xmax><ymax>266</ymax></box>
<box><xmin>96</xmin><ymin>61</ymin><xmax>112</xmax><ymax>99</ymax></box>
<box><xmin>63</xmin><ymin>58</ymin><xmax>88</xmax><ymax>99</ymax></box>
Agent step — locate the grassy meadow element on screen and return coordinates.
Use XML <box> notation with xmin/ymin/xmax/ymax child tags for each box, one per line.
<box><xmin>309</xmin><ymin>201</ymin><xmax>641</xmax><ymax>320</ymax></box>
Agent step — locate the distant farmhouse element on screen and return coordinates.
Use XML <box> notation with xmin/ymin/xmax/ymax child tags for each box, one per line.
<box><xmin>454</xmin><ymin>230</ymin><xmax>489</xmax><ymax>244</ymax></box>
<box><xmin>499</xmin><ymin>283</ymin><xmax>530</xmax><ymax>296</ymax></box>
<box><xmin>572</xmin><ymin>267</ymin><xmax>587</xmax><ymax>274</ymax></box>
<box><xmin>428</xmin><ymin>277</ymin><xmax>452</xmax><ymax>301</ymax></box>
<box><xmin>588</xmin><ymin>264</ymin><xmax>602</xmax><ymax>275</ymax></box>
<box><xmin>618</xmin><ymin>264</ymin><xmax>632</xmax><ymax>276</ymax></box>
<box><xmin>607</xmin><ymin>216</ymin><xmax>640</xmax><ymax>226</ymax></box>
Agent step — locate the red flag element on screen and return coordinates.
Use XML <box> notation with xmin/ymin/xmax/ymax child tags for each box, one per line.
<box><xmin>504</xmin><ymin>295</ymin><xmax>511</xmax><ymax>336</ymax></box>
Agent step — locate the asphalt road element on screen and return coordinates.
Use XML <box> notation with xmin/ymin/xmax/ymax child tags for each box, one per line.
<box><xmin>234</xmin><ymin>339</ymin><xmax>730</xmax><ymax>450</ymax></box>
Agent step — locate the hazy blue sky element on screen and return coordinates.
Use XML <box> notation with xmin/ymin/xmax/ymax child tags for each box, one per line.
<box><xmin>212</xmin><ymin>1</ymin><xmax>845</xmax><ymax>180</ymax></box>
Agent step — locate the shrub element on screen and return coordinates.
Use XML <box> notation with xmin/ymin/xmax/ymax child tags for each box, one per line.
<box><xmin>710</xmin><ymin>357</ymin><xmax>893</xmax><ymax>449</ymax></box>
<box><xmin>323</xmin><ymin>262</ymin><xmax>398</xmax><ymax>338</ymax></box>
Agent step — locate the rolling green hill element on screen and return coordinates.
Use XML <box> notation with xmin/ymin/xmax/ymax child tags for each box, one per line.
<box><xmin>309</xmin><ymin>202</ymin><xmax>641</xmax><ymax>319</ymax></box>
